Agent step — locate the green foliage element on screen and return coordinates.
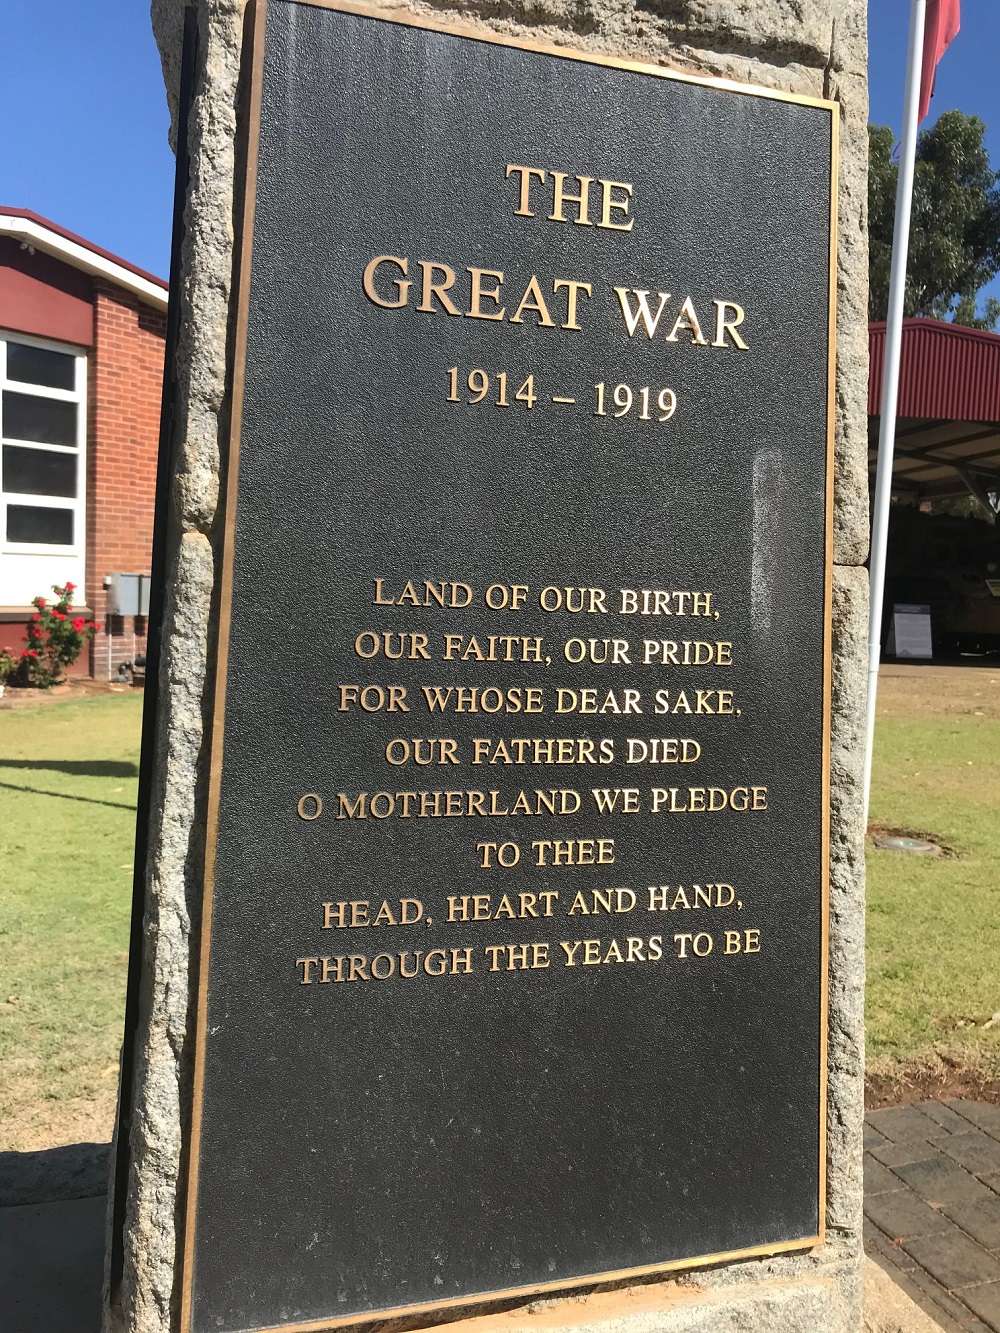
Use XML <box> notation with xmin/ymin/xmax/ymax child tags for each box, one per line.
<box><xmin>869</xmin><ymin>111</ymin><xmax>1000</xmax><ymax>328</ymax></box>
<box><xmin>18</xmin><ymin>583</ymin><xmax>96</xmax><ymax>687</ymax></box>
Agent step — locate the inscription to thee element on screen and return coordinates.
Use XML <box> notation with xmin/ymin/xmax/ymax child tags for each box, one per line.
<box><xmin>178</xmin><ymin>3</ymin><xmax>836</xmax><ymax>1331</ymax></box>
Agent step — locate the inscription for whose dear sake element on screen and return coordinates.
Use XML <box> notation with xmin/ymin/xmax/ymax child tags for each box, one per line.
<box><xmin>179</xmin><ymin>4</ymin><xmax>836</xmax><ymax>1332</ymax></box>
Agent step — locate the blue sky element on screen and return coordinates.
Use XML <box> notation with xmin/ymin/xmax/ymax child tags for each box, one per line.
<box><xmin>1</xmin><ymin>1</ymin><xmax>174</xmax><ymax>279</ymax></box>
<box><xmin>869</xmin><ymin>1</ymin><xmax>1000</xmax><ymax>313</ymax></box>
<box><xmin>0</xmin><ymin>3</ymin><xmax>998</xmax><ymax>288</ymax></box>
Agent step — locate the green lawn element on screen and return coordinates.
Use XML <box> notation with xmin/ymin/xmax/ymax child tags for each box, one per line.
<box><xmin>0</xmin><ymin>693</ymin><xmax>142</xmax><ymax>1149</ymax></box>
<box><xmin>1</xmin><ymin>679</ymin><xmax>998</xmax><ymax>1149</ymax></box>
<box><xmin>867</xmin><ymin>690</ymin><xmax>1000</xmax><ymax>1081</ymax></box>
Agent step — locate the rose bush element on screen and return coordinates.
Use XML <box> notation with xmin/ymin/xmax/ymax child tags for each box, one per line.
<box><xmin>16</xmin><ymin>583</ymin><xmax>96</xmax><ymax>687</ymax></box>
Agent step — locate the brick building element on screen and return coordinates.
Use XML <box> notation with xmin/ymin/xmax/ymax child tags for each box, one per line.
<box><xmin>0</xmin><ymin>207</ymin><xmax>167</xmax><ymax>676</ymax></box>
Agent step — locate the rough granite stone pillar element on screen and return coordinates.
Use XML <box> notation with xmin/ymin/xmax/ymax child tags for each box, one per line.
<box><xmin>109</xmin><ymin>2</ymin><xmax>869</xmax><ymax>1328</ymax></box>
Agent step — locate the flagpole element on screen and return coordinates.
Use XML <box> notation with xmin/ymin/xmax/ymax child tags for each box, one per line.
<box><xmin>863</xmin><ymin>0</ymin><xmax>927</xmax><ymax>822</ymax></box>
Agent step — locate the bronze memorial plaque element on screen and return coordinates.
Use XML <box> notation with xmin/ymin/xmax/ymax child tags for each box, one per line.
<box><xmin>174</xmin><ymin>2</ymin><xmax>837</xmax><ymax>1329</ymax></box>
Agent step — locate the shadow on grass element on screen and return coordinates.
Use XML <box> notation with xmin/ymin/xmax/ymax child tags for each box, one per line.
<box><xmin>0</xmin><ymin>780</ymin><xmax>135</xmax><ymax>812</ymax></box>
<box><xmin>0</xmin><ymin>759</ymin><xmax>138</xmax><ymax>778</ymax></box>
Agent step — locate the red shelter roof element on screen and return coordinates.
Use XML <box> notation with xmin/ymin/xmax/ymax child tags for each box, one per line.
<box><xmin>869</xmin><ymin>318</ymin><xmax>1000</xmax><ymax>423</ymax></box>
<box><xmin>868</xmin><ymin>318</ymin><xmax>1000</xmax><ymax>503</ymax></box>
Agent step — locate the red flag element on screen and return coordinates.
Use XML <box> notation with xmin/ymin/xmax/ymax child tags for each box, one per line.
<box><xmin>919</xmin><ymin>0</ymin><xmax>960</xmax><ymax>122</ymax></box>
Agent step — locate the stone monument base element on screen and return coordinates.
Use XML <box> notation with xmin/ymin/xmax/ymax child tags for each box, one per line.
<box><xmin>402</xmin><ymin>1247</ymin><xmax>862</xmax><ymax>1333</ymax></box>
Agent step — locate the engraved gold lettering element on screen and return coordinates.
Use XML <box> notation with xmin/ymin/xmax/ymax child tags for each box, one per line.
<box><xmin>509</xmin><ymin>274</ymin><xmax>555</xmax><ymax>327</ymax></box>
<box><xmin>650</xmin><ymin>786</ymin><xmax>768</xmax><ymax>814</ymax></box>
<box><xmin>337</xmin><ymin>684</ymin><xmax>410</xmax><ymax>712</ymax></box>
<box><xmin>297</xmin><ymin>792</ymin><xmax>322</xmax><ymax>821</ymax></box>
<box><xmin>614</xmin><ymin>288</ymin><xmax>670</xmax><ymax>339</ymax></box>
<box><xmin>484</xmin><ymin>942</ymin><xmax>550</xmax><ymax>971</ymax></box>
<box><xmin>548</xmin><ymin>172</ymin><xmax>594</xmax><ymax>226</ymax></box>
<box><xmin>532</xmin><ymin>837</ymin><xmax>615</xmax><ymax>867</ymax></box>
<box><xmin>599</xmin><ymin>179</ymin><xmax>635</xmax><ymax>230</ymax></box>
<box><xmin>566</xmin><ymin>887</ymin><xmax>636</xmax><ymax>915</ymax></box>
<box><xmin>467</xmin><ymin>266</ymin><xmax>506</xmax><ymax>321</ymax></box>
<box><xmin>647</xmin><ymin>883</ymin><xmax>737</xmax><ymax>911</ymax></box>
<box><xmin>362</xmin><ymin>254</ymin><xmax>411</xmax><ymax>308</ymax></box>
<box><xmin>712</xmin><ymin>299</ymin><xmax>749</xmax><ymax>348</ymax></box>
<box><xmin>334</xmin><ymin>788</ymin><xmax>582</xmax><ymax>819</ymax></box>
<box><xmin>417</xmin><ymin>260</ymin><xmax>461</xmax><ymax>316</ymax></box>
<box><xmin>664</xmin><ymin>295</ymin><xmax>708</xmax><ymax>345</ymax></box>
<box><xmin>506</xmin><ymin>163</ymin><xmax>547</xmax><ymax>216</ymax></box>
<box><xmin>552</xmin><ymin>278</ymin><xmax>593</xmax><ymax>330</ymax></box>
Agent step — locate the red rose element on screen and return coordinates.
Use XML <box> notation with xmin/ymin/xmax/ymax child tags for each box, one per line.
<box><xmin>22</xmin><ymin>649</ymin><xmax>38</xmax><ymax>659</ymax></box>
<box><xmin>65</xmin><ymin>582</ymin><xmax>75</xmax><ymax>592</ymax></box>
<box><xmin>51</xmin><ymin>610</ymin><xmax>66</xmax><ymax>621</ymax></box>
<box><xmin>72</xmin><ymin>616</ymin><xmax>86</xmax><ymax>632</ymax></box>
<box><xmin>34</xmin><ymin>597</ymin><xmax>46</xmax><ymax>609</ymax></box>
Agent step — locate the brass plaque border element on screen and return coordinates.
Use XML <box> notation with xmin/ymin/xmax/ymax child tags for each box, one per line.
<box><xmin>178</xmin><ymin>2</ymin><xmax>838</xmax><ymax>1328</ymax></box>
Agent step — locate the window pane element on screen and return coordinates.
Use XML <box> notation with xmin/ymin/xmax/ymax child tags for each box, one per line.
<box><xmin>6</xmin><ymin>504</ymin><xmax>74</xmax><ymax>545</ymax></box>
<box><xmin>2</xmin><ymin>391</ymin><xmax>77</xmax><ymax>446</ymax></box>
<box><xmin>6</xmin><ymin>341</ymin><xmax>76</xmax><ymax>390</ymax></box>
<box><xmin>3</xmin><ymin>445</ymin><xmax>77</xmax><ymax>498</ymax></box>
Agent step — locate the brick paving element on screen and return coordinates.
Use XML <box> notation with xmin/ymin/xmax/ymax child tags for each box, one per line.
<box><xmin>865</xmin><ymin>1100</ymin><xmax>1000</xmax><ymax>1332</ymax></box>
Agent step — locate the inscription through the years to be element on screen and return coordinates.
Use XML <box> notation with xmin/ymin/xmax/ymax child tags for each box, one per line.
<box><xmin>175</xmin><ymin>4</ymin><xmax>837</xmax><ymax>1331</ymax></box>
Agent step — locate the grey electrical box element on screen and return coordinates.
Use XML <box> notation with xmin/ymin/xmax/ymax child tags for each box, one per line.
<box><xmin>106</xmin><ymin>573</ymin><xmax>144</xmax><ymax>617</ymax></box>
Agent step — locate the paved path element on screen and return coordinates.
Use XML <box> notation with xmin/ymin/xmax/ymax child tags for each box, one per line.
<box><xmin>865</xmin><ymin>1099</ymin><xmax>1000</xmax><ymax>1332</ymax></box>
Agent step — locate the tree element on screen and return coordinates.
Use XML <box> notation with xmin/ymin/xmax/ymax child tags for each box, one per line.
<box><xmin>869</xmin><ymin>111</ymin><xmax>1000</xmax><ymax>329</ymax></box>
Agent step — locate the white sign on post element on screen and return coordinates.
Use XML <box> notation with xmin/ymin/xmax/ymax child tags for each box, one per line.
<box><xmin>890</xmin><ymin>603</ymin><xmax>933</xmax><ymax>659</ymax></box>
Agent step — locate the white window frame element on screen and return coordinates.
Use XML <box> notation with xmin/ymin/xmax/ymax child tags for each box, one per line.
<box><xmin>0</xmin><ymin>329</ymin><xmax>87</xmax><ymax>557</ymax></box>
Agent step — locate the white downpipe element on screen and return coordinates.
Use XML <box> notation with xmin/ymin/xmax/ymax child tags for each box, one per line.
<box><xmin>863</xmin><ymin>0</ymin><xmax>927</xmax><ymax>824</ymax></box>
